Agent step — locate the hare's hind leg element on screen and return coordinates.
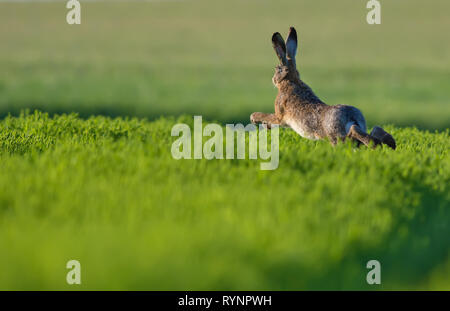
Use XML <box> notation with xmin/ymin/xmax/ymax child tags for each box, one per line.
<box><xmin>250</xmin><ymin>112</ymin><xmax>282</xmax><ymax>129</ymax></box>
<box><xmin>347</xmin><ymin>124</ymin><xmax>381</xmax><ymax>149</ymax></box>
<box><xmin>370</xmin><ymin>126</ymin><xmax>396</xmax><ymax>150</ymax></box>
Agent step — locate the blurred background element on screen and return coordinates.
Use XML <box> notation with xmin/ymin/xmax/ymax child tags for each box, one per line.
<box><xmin>0</xmin><ymin>0</ymin><xmax>449</xmax><ymax>130</ymax></box>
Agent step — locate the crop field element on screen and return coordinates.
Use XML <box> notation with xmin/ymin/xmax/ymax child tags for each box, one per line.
<box><xmin>0</xmin><ymin>0</ymin><xmax>449</xmax><ymax>290</ymax></box>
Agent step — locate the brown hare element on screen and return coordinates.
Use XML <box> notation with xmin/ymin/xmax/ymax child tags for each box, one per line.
<box><xmin>250</xmin><ymin>27</ymin><xmax>396</xmax><ymax>150</ymax></box>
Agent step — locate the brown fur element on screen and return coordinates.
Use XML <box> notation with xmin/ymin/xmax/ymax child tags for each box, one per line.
<box><xmin>250</xmin><ymin>27</ymin><xmax>396</xmax><ymax>150</ymax></box>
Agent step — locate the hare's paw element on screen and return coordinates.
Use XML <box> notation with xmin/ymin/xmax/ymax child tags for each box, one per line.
<box><xmin>250</xmin><ymin>112</ymin><xmax>259</xmax><ymax>124</ymax></box>
<box><xmin>250</xmin><ymin>112</ymin><xmax>267</xmax><ymax>125</ymax></box>
<box><xmin>370</xmin><ymin>126</ymin><xmax>396</xmax><ymax>150</ymax></box>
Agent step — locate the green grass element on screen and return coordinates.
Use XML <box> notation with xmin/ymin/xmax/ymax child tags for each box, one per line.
<box><xmin>0</xmin><ymin>112</ymin><xmax>448</xmax><ymax>290</ymax></box>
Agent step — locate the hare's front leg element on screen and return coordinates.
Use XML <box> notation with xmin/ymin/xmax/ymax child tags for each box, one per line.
<box><xmin>250</xmin><ymin>112</ymin><xmax>282</xmax><ymax>129</ymax></box>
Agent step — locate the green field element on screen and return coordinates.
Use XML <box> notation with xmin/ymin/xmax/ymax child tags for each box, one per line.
<box><xmin>0</xmin><ymin>0</ymin><xmax>449</xmax><ymax>290</ymax></box>
<box><xmin>0</xmin><ymin>112</ymin><xmax>448</xmax><ymax>290</ymax></box>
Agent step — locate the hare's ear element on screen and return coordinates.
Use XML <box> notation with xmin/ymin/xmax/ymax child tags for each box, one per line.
<box><xmin>272</xmin><ymin>32</ymin><xmax>287</xmax><ymax>65</ymax></box>
<box><xmin>286</xmin><ymin>27</ymin><xmax>298</xmax><ymax>68</ymax></box>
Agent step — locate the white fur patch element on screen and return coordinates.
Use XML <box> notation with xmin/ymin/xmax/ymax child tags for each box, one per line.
<box><xmin>345</xmin><ymin>121</ymin><xmax>355</xmax><ymax>135</ymax></box>
<box><xmin>286</xmin><ymin>119</ymin><xmax>318</xmax><ymax>140</ymax></box>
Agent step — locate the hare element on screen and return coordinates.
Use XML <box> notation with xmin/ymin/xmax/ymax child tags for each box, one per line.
<box><xmin>250</xmin><ymin>27</ymin><xmax>396</xmax><ymax>150</ymax></box>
